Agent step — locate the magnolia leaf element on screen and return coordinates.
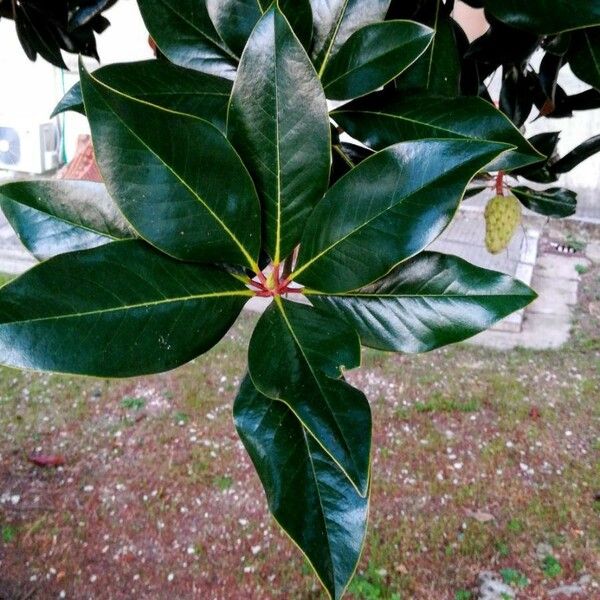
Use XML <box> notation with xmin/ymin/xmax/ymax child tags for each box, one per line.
<box><xmin>248</xmin><ymin>300</ymin><xmax>371</xmax><ymax>496</ymax></box>
<box><xmin>207</xmin><ymin>0</ymin><xmax>313</xmax><ymax>56</ymax></box>
<box><xmin>330</xmin><ymin>143</ymin><xmax>374</xmax><ymax>186</ymax></box>
<box><xmin>322</xmin><ymin>21</ymin><xmax>433</xmax><ymax>100</ymax></box>
<box><xmin>333</xmin><ymin>92</ymin><xmax>543</xmax><ymax>171</ymax></box>
<box><xmin>137</xmin><ymin>0</ymin><xmax>237</xmax><ymax>78</ymax></box>
<box><xmin>310</xmin><ymin>252</ymin><xmax>537</xmax><ymax>353</ymax></box>
<box><xmin>52</xmin><ymin>60</ymin><xmax>233</xmax><ymax>131</ymax></box>
<box><xmin>234</xmin><ymin>375</ymin><xmax>369</xmax><ymax>600</ymax></box>
<box><xmin>0</xmin><ymin>180</ymin><xmax>132</xmax><ymax>260</ymax></box>
<box><xmin>310</xmin><ymin>0</ymin><xmax>391</xmax><ymax>74</ymax></box>
<box><xmin>569</xmin><ymin>27</ymin><xmax>600</xmax><ymax>90</ymax></box>
<box><xmin>395</xmin><ymin>14</ymin><xmax>462</xmax><ymax>96</ymax></box>
<box><xmin>228</xmin><ymin>6</ymin><xmax>330</xmax><ymax>264</ymax></box>
<box><xmin>551</xmin><ymin>135</ymin><xmax>600</xmax><ymax>173</ymax></box>
<box><xmin>80</xmin><ymin>62</ymin><xmax>261</xmax><ymax>270</ymax></box>
<box><xmin>512</xmin><ymin>186</ymin><xmax>577</xmax><ymax>218</ymax></box>
<box><xmin>486</xmin><ymin>0</ymin><xmax>600</xmax><ymax>34</ymax></box>
<box><xmin>293</xmin><ymin>139</ymin><xmax>511</xmax><ymax>294</ymax></box>
<box><xmin>206</xmin><ymin>0</ymin><xmax>262</xmax><ymax>57</ymax></box>
<box><xmin>0</xmin><ymin>240</ymin><xmax>251</xmax><ymax>377</ymax></box>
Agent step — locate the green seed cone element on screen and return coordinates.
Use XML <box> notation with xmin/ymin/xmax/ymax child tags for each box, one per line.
<box><xmin>484</xmin><ymin>194</ymin><xmax>522</xmax><ymax>254</ymax></box>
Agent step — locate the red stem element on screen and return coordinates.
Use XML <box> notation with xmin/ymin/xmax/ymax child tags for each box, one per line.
<box><xmin>496</xmin><ymin>171</ymin><xmax>505</xmax><ymax>196</ymax></box>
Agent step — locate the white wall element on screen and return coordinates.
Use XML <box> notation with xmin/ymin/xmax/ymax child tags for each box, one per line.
<box><xmin>0</xmin><ymin>0</ymin><xmax>152</xmax><ymax>162</ymax></box>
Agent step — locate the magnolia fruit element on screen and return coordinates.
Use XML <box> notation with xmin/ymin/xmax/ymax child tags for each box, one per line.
<box><xmin>484</xmin><ymin>194</ymin><xmax>522</xmax><ymax>254</ymax></box>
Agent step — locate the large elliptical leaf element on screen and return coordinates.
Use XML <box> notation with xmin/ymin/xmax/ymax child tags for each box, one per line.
<box><xmin>136</xmin><ymin>0</ymin><xmax>237</xmax><ymax>78</ymax></box>
<box><xmin>321</xmin><ymin>21</ymin><xmax>433</xmax><ymax>100</ymax></box>
<box><xmin>0</xmin><ymin>240</ymin><xmax>251</xmax><ymax>377</ymax></box>
<box><xmin>52</xmin><ymin>60</ymin><xmax>233</xmax><ymax>132</ymax></box>
<box><xmin>568</xmin><ymin>27</ymin><xmax>600</xmax><ymax>90</ymax></box>
<box><xmin>207</xmin><ymin>0</ymin><xmax>313</xmax><ymax>56</ymax></box>
<box><xmin>395</xmin><ymin>12</ymin><xmax>462</xmax><ymax>96</ymax></box>
<box><xmin>234</xmin><ymin>375</ymin><xmax>368</xmax><ymax>600</ymax></box>
<box><xmin>486</xmin><ymin>0</ymin><xmax>600</xmax><ymax>34</ymax></box>
<box><xmin>309</xmin><ymin>0</ymin><xmax>391</xmax><ymax>74</ymax></box>
<box><xmin>293</xmin><ymin>139</ymin><xmax>511</xmax><ymax>294</ymax></box>
<box><xmin>227</xmin><ymin>6</ymin><xmax>330</xmax><ymax>264</ymax></box>
<box><xmin>309</xmin><ymin>252</ymin><xmax>537</xmax><ymax>353</ymax></box>
<box><xmin>248</xmin><ymin>300</ymin><xmax>371</xmax><ymax>496</ymax></box>
<box><xmin>80</xmin><ymin>62</ymin><xmax>261</xmax><ymax>270</ymax></box>
<box><xmin>0</xmin><ymin>180</ymin><xmax>132</xmax><ymax>260</ymax></box>
<box><xmin>333</xmin><ymin>93</ymin><xmax>543</xmax><ymax>171</ymax></box>
<box><xmin>206</xmin><ymin>0</ymin><xmax>262</xmax><ymax>57</ymax></box>
<box><xmin>512</xmin><ymin>186</ymin><xmax>577</xmax><ymax>218</ymax></box>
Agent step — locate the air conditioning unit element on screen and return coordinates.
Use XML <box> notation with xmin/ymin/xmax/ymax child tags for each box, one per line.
<box><xmin>0</xmin><ymin>119</ymin><xmax>60</xmax><ymax>174</ymax></box>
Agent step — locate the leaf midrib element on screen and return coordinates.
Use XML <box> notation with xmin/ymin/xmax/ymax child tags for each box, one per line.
<box><xmin>1</xmin><ymin>195</ymin><xmax>122</xmax><ymax>243</ymax></box>
<box><xmin>317</xmin><ymin>0</ymin><xmax>351</xmax><ymax>76</ymax></box>
<box><xmin>324</xmin><ymin>29</ymin><xmax>429</xmax><ymax>89</ymax></box>
<box><xmin>0</xmin><ymin>289</ymin><xmax>252</xmax><ymax>327</ymax></box>
<box><xmin>275</xmin><ymin>298</ymin><xmax>364</xmax><ymax>495</ymax></box>
<box><xmin>292</xmin><ymin>140</ymin><xmax>508</xmax><ymax>279</ymax></box>
<box><xmin>87</xmin><ymin>71</ymin><xmax>258</xmax><ymax>271</ymax></box>
<box><xmin>155</xmin><ymin>0</ymin><xmax>238</xmax><ymax>62</ymax></box>
<box><xmin>305</xmin><ymin>291</ymin><xmax>531</xmax><ymax>299</ymax></box>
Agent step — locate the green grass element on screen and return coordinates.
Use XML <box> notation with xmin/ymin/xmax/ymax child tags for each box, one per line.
<box><xmin>414</xmin><ymin>392</ymin><xmax>480</xmax><ymax>414</ymax></box>
<box><xmin>121</xmin><ymin>396</ymin><xmax>146</xmax><ymax>410</ymax></box>
<box><xmin>1</xmin><ymin>524</ymin><xmax>16</xmax><ymax>543</ymax></box>
<box><xmin>500</xmin><ymin>568</ymin><xmax>529</xmax><ymax>588</ymax></box>
<box><xmin>541</xmin><ymin>555</ymin><xmax>562</xmax><ymax>578</ymax></box>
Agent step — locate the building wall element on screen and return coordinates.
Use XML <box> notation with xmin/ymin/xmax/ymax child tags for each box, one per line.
<box><xmin>0</xmin><ymin>0</ymin><xmax>152</xmax><ymax>161</ymax></box>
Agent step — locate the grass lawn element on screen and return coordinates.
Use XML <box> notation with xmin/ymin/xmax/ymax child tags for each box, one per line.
<box><xmin>0</xmin><ymin>262</ymin><xmax>598</xmax><ymax>599</ymax></box>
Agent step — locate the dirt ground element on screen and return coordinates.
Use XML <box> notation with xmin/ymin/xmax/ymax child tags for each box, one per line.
<box><xmin>0</xmin><ymin>230</ymin><xmax>599</xmax><ymax>600</ymax></box>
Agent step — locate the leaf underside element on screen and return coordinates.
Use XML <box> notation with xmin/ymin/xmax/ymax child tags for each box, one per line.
<box><xmin>0</xmin><ymin>180</ymin><xmax>132</xmax><ymax>260</ymax></box>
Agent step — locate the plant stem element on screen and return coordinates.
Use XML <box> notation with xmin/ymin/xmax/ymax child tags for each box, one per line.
<box><xmin>496</xmin><ymin>171</ymin><xmax>505</xmax><ymax>196</ymax></box>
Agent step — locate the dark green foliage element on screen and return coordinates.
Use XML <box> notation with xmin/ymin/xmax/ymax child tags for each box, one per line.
<box><xmin>2</xmin><ymin>1</ymin><xmax>596</xmax><ymax>598</ymax></box>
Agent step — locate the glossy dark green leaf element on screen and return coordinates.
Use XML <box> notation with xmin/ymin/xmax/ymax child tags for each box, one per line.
<box><xmin>137</xmin><ymin>0</ymin><xmax>237</xmax><ymax>78</ymax></box>
<box><xmin>499</xmin><ymin>67</ymin><xmax>537</xmax><ymax>128</ymax></box>
<box><xmin>486</xmin><ymin>0</ymin><xmax>600</xmax><ymax>34</ymax></box>
<box><xmin>248</xmin><ymin>300</ymin><xmax>371</xmax><ymax>495</ymax></box>
<box><xmin>395</xmin><ymin>14</ymin><xmax>461</xmax><ymax>96</ymax></box>
<box><xmin>234</xmin><ymin>375</ymin><xmax>368</xmax><ymax>600</ymax></box>
<box><xmin>333</xmin><ymin>93</ymin><xmax>543</xmax><ymax>171</ymax></box>
<box><xmin>206</xmin><ymin>0</ymin><xmax>262</xmax><ymax>57</ymax></box>
<box><xmin>207</xmin><ymin>0</ymin><xmax>313</xmax><ymax>56</ymax></box>
<box><xmin>228</xmin><ymin>6</ymin><xmax>330</xmax><ymax>264</ymax></box>
<box><xmin>0</xmin><ymin>240</ymin><xmax>251</xmax><ymax>377</ymax></box>
<box><xmin>51</xmin><ymin>82</ymin><xmax>85</xmax><ymax>117</ymax></box>
<box><xmin>463</xmin><ymin>184</ymin><xmax>488</xmax><ymax>199</ymax></box>
<box><xmin>565</xmin><ymin>89</ymin><xmax>600</xmax><ymax>111</ymax></box>
<box><xmin>551</xmin><ymin>135</ymin><xmax>600</xmax><ymax>173</ymax></box>
<box><xmin>80</xmin><ymin>62</ymin><xmax>261</xmax><ymax>270</ymax></box>
<box><xmin>277</xmin><ymin>0</ymin><xmax>314</xmax><ymax>50</ymax></box>
<box><xmin>330</xmin><ymin>143</ymin><xmax>374</xmax><ymax>186</ymax></box>
<box><xmin>321</xmin><ymin>21</ymin><xmax>433</xmax><ymax>100</ymax></box>
<box><xmin>310</xmin><ymin>0</ymin><xmax>391</xmax><ymax>74</ymax></box>
<box><xmin>513</xmin><ymin>132</ymin><xmax>561</xmax><ymax>183</ymax></box>
<box><xmin>52</xmin><ymin>60</ymin><xmax>232</xmax><ymax>131</ymax></box>
<box><xmin>309</xmin><ymin>252</ymin><xmax>537</xmax><ymax>353</ymax></box>
<box><xmin>512</xmin><ymin>186</ymin><xmax>577</xmax><ymax>218</ymax></box>
<box><xmin>569</xmin><ymin>27</ymin><xmax>600</xmax><ymax>89</ymax></box>
<box><xmin>293</xmin><ymin>139</ymin><xmax>510</xmax><ymax>294</ymax></box>
<box><xmin>0</xmin><ymin>180</ymin><xmax>132</xmax><ymax>260</ymax></box>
